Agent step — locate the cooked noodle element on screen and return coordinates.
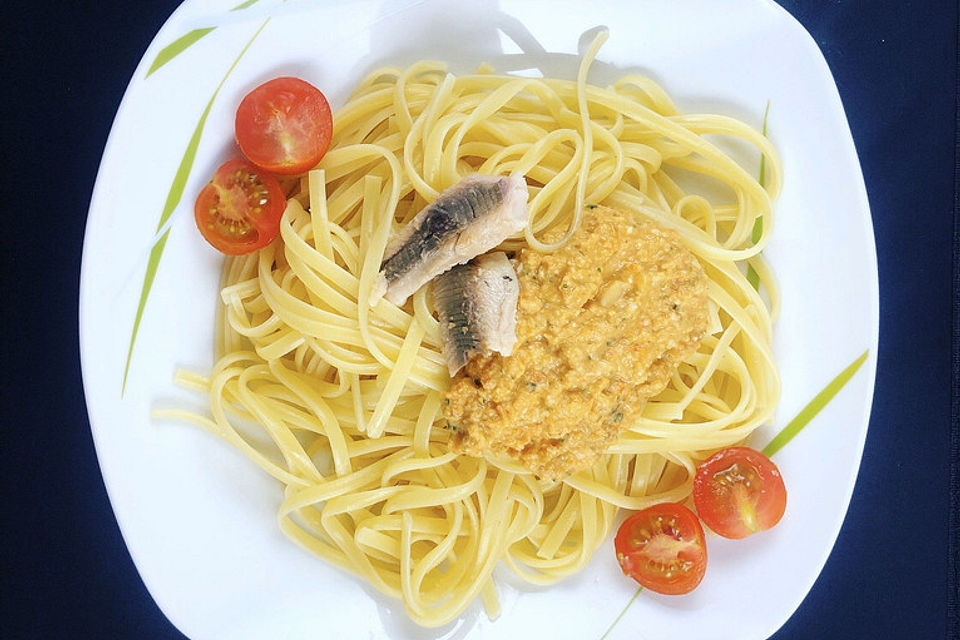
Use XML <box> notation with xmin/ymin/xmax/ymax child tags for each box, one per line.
<box><xmin>159</xmin><ymin>31</ymin><xmax>781</xmax><ymax>627</ymax></box>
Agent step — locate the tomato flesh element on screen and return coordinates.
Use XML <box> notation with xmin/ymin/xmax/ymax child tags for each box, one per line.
<box><xmin>235</xmin><ymin>76</ymin><xmax>333</xmax><ymax>175</ymax></box>
<box><xmin>194</xmin><ymin>159</ymin><xmax>285</xmax><ymax>255</ymax></box>
<box><xmin>693</xmin><ymin>447</ymin><xmax>787</xmax><ymax>539</ymax></box>
<box><xmin>614</xmin><ymin>503</ymin><xmax>707</xmax><ymax>595</ymax></box>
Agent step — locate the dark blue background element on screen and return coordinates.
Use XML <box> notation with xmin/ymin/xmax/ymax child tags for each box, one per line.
<box><xmin>1</xmin><ymin>1</ymin><xmax>956</xmax><ymax>638</ymax></box>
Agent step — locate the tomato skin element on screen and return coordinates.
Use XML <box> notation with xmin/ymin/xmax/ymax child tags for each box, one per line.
<box><xmin>693</xmin><ymin>447</ymin><xmax>787</xmax><ymax>539</ymax></box>
<box><xmin>614</xmin><ymin>502</ymin><xmax>707</xmax><ymax>595</ymax></box>
<box><xmin>235</xmin><ymin>76</ymin><xmax>333</xmax><ymax>175</ymax></box>
<box><xmin>194</xmin><ymin>159</ymin><xmax>286</xmax><ymax>255</ymax></box>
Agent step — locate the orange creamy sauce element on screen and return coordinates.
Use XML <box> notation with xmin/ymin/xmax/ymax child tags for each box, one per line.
<box><xmin>443</xmin><ymin>206</ymin><xmax>709</xmax><ymax>479</ymax></box>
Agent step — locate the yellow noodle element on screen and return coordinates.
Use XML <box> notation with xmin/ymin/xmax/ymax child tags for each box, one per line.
<box><xmin>160</xmin><ymin>32</ymin><xmax>782</xmax><ymax>627</ymax></box>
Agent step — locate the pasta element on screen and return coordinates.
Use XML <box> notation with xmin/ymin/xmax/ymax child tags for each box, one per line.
<box><xmin>160</xmin><ymin>31</ymin><xmax>781</xmax><ymax>627</ymax></box>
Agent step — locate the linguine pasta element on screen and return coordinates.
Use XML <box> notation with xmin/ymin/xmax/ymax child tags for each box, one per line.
<box><xmin>159</xmin><ymin>32</ymin><xmax>781</xmax><ymax>627</ymax></box>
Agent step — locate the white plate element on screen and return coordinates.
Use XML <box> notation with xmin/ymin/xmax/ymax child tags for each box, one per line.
<box><xmin>80</xmin><ymin>1</ymin><xmax>878</xmax><ymax>638</ymax></box>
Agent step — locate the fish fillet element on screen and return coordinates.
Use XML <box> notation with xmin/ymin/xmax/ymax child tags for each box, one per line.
<box><xmin>370</xmin><ymin>174</ymin><xmax>528</xmax><ymax>307</ymax></box>
<box><xmin>433</xmin><ymin>252</ymin><xmax>519</xmax><ymax>375</ymax></box>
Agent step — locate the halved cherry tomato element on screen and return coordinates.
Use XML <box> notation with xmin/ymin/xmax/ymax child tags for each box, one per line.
<box><xmin>235</xmin><ymin>76</ymin><xmax>333</xmax><ymax>175</ymax></box>
<box><xmin>194</xmin><ymin>158</ymin><xmax>285</xmax><ymax>255</ymax></box>
<box><xmin>693</xmin><ymin>447</ymin><xmax>787</xmax><ymax>539</ymax></box>
<box><xmin>614</xmin><ymin>502</ymin><xmax>707</xmax><ymax>595</ymax></box>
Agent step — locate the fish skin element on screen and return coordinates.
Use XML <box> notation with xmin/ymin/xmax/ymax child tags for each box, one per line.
<box><xmin>370</xmin><ymin>174</ymin><xmax>528</xmax><ymax>307</ymax></box>
<box><xmin>433</xmin><ymin>252</ymin><xmax>519</xmax><ymax>376</ymax></box>
<box><xmin>433</xmin><ymin>267</ymin><xmax>481</xmax><ymax>372</ymax></box>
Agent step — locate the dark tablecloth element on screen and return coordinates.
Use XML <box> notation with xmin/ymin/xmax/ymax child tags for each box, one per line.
<box><xmin>1</xmin><ymin>1</ymin><xmax>956</xmax><ymax>638</ymax></box>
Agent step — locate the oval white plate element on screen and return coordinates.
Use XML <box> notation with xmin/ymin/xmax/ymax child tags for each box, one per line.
<box><xmin>80</xmin><ymin>1</ymin><xmax>878</xmax><ymax>638</ymax></box>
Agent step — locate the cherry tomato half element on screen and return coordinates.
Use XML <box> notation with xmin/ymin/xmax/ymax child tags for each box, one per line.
<box><xmin>194</xmin><ymin>158</ymin><xmax>286</xmax><ymax>255</ymax></box>
<box><xmin>693</xmin><ymin>447</ymin><xmax>787</xmax><ymax>539</ymax></box>
<box><xmin>614</xmin><ymin>502</ymin><xmax>707</xmax><ymax>595</ymax></box>
<box><xmin>235</xmin><ymin>76</ymin><xmax>333</xmax><ymax>175</ymax></box>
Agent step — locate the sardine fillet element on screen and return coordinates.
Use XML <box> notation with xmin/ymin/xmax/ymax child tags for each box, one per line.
<box><xmin>370</xmin><ymin>174</ymin><xmax>528</xmax><ymax>307</ymax></box>
<box><xmin>433</xmin><ymin>252</ymin><xmax>519</xmax><ymax>376</ymax></box>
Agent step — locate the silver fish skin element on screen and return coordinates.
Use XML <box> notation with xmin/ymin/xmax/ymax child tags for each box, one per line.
<box><xmin>370</xmin><ymin>174</ymin><xmax>528</xmax><ymax>307</ymax></box>
<box><xmin>432</xmin><ymin>251</ymin><xmax>519</xmax><ymax>376</ymax></box>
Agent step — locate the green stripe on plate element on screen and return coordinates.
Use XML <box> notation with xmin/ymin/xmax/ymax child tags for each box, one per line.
<box><xmin>598</xmin><ymin>586</ymin><xmax>643</xmax><ymax>640</ymax></box>
<box><xmin>146</xmin><ymin>28</ymin><xmax>217</xmax><ymax>77</ymax></box>
<box><xmin>123</xmin><ymin>18</ymin><xmax>270</xmax><ymax>394</ymax></box>
<box><xmin>746</xmin><ymin>100</ymin><xmax>771</xmax><ymax>290</ymax></box>
<box><xmin>762</xmin><ymin>349</ymin><xmax>870</xmax><ymax>457</ymax></box>
<box><xmin>144</xmin><ymin>1</ymin><xmax>262</xmax><ymax>78</ymax></box>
